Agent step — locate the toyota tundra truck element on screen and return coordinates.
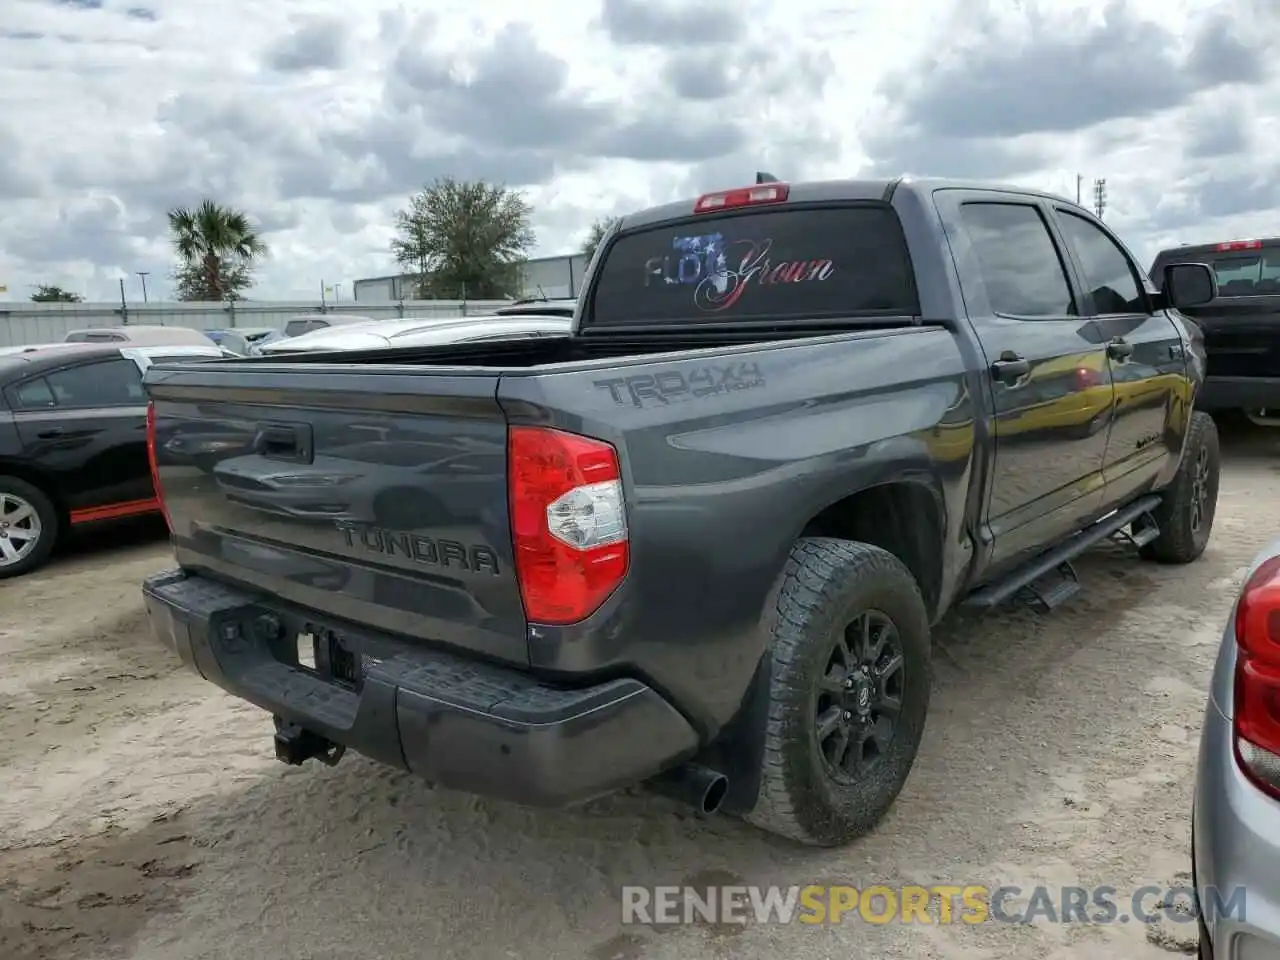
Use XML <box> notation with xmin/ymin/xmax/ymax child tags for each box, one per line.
<box><xmin>141</xmin><ymin>177</ymin><xmax>1221</xmax><ymax>846</ymax></box>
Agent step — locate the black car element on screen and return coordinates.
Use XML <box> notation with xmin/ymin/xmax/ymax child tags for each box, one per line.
<box><xmin>0</xmin><ymin>342</ymin><xmax>221</xmax><ymax>578</ymax></box>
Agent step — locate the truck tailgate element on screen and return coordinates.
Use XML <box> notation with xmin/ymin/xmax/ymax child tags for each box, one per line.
<box><xmin>146</xmin><ymin>365</ymin><xmax>529</xmax><ymax>665</ymax></box>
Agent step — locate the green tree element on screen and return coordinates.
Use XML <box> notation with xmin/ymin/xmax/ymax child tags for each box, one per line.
<box><xmin>167</xmin><ymin>199</ymin><xmax>267</xmax><ymax>301</ymax></box>
<box><xmin>30</xmin><ymin>284</ymin><xmax>83</xmax><ymax>303</ymax></box>
<box><xmin>390</xmin><ymin>177</ymin><xmax>535</xmax><ymax>300</ymax></box>
<box><xmin>581</xmin><ymin>216</ymin><xmax>620</xmax><ymax>263</ymax></box>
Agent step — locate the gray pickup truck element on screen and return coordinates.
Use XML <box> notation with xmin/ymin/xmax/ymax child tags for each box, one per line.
<box><xmin>142</xmin><ymin>177</ymin><xmax>1222</xmax><ymax>846</ymax></box>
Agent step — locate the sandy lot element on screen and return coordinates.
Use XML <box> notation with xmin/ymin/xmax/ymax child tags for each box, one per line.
<box><xmin>3</xmin><ymin>421</ymin><xmax>1278</xmax><ymax>960</ymax></box>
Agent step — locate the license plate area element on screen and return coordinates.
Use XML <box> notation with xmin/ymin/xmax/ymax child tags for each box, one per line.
<box><xmin>295</xmin><ymin>624</ymin><xmax>363</xmax><ymax>691</ymax></box>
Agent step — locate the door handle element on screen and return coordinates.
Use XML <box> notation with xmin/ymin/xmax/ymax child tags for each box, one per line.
<box><xmin>253</xmin><ymin>421</ymin><xmax>314</xmax><ymax>463</ymax></box>
<box><xmin>1106</xmin><ymin>338</ymin><xmax>1134</xmax><ymax>360</ymax></box>
<box><xmin>37</xmin><ymin>428</ymin><xmax>65</xmax><ymax>439</ymax></box>
<box><xmin>990</xmin><ymin>352</ymin><xmax>1031</xmax><ymax>383</ymax></box>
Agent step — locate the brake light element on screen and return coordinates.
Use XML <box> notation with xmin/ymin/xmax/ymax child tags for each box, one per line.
<box><xmin>508</xmin><ymin>426</ymin><xmax>629</xmax><ymax>625</ymax></box>
<box><xmin>1233</xmin><ymin>555</ymin><xmax>1280</xmax><ymax>799</ymax></box>
<box><xmin>694</xmin><ymin>183</ymin><xmax>790</xmax><ymax>214</ymax></box>
<box><xmin>145</xmin><ymin>402</ymin><xmax>172</xmax><ymax>533</ymax></box>
<box><xmin>1216</xmin><ymin>240</ymin><xmax>1263</xmax><ymax>251</ymax></box>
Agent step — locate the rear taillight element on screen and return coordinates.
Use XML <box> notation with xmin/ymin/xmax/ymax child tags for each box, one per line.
<box><xmin>508</xmin><ymin>426</ymin><xmax>629</xmax><ymax>625</ymax></box>
<box><xmin>145</xmin><ymin>402</ymin><xmax>172</xmax><ymax>532</ymax></box>
<box><xmin>694</xmin><ymin>183</ymin><xmax>789</xmax><ymax>214</ymax></box>
<box><xmin>1216</xmin><ymin>239</ymin><xmax>1263</xmax><ymax>251</ymax></box>
<box><xmin>1233</xmin><ymin>555</ymin><xmax>1280</xmax><ymax>798</ymax></box>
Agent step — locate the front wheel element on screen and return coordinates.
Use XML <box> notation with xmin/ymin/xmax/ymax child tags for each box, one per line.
<box><xmin>743</xmin><ymin>538</ymin><xmax>931</xmax><ymax>846</ymax></box>
<box><xmin>1141</xmin><ymin>411</ymin><xmax>1220</xmax><ymax>564</ymax></box>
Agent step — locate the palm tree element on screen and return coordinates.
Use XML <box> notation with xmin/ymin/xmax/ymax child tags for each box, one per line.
<box><xmin>167</xmin><ymin>200</ymin><xmax>267</xmax><ymax>301</ymax></box>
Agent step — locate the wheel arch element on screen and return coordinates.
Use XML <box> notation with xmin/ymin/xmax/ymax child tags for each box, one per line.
<box><xmin>796</xmin><ymin>477</ymin><xmax>948</xmax><ymax>620</ymax></box>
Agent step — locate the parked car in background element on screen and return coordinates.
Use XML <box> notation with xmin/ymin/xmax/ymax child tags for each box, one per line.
<box><xmin>206</xmin><ymin>327</ymin><xmax>277</xmax><ymax>357</ymax></box>
<box><xmin>63</xmin><ymin>325</ymin><xmax>217</xmax><ymax>348</ymax></box>
<box><xmin>0</xmin><ymin>342</ymin><xmax>221</xmax><ymax>578</ymax></box>
<box><xmin>1150</xmin><ymin>238</ymin><xmax>1280</xmax><ymax>425</ymax></box>
<box><xmin>281</xmin><ymin>314</ymin><xmax>376</xmax><ymax>339</ymax></box>
<box><xmin>1193</xmin><ymin>539</ymin><xmax>1280</xmax><ymax>960</ymax></box>
<box><xmin>255</xmin><ymin>315</ymin><xmax>571</xmax><ymax>355</ymax></box>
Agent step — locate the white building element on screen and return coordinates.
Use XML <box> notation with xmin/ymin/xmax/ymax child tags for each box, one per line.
<box><xmin>353</xmin><ymin>253</ymin><xmax>590</xmax><ymax>303</ymax></box>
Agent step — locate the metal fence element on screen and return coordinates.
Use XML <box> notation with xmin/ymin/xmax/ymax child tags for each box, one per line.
<box><xmin>0</xmin><ymin>300</ymin><xmax>513</xmax><ymax>348</ymax></box>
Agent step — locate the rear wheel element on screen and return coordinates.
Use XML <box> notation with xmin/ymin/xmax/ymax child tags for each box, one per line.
<box><xmin>0</xmin><ymin>477</ymin><xmax>59</xmax><ymax>579</ymax></box>
<box><xmin>744</xmin><ymin>538</ymin><xmax>931</xmax><ymax>846</ymax></box>
<box><xmin>1141</xmin><ymin>411</ymin><xmax>1220</xmax><ymax>564</ymax></box>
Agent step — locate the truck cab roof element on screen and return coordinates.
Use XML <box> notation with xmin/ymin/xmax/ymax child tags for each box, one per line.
<box><xmin>615</xmin><ymin>177</ymin><xmax>1086</xmax><ymax>232</ymax></box>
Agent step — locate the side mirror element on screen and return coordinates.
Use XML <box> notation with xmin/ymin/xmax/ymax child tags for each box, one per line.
<box><xmin>1163</xmin><ymin>262</ymin><xmax>1216</xmax><ymax>309</ymax></box>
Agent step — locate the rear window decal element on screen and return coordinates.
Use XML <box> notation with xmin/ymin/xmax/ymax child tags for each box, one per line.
<box><xmin>646</xmin><ymin>236</ymin><xmax>837</xmax><ymax>313</ymax></box>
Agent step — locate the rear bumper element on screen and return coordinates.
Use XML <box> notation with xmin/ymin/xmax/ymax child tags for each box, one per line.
<box><xmin>142</xmin><ymin>569</ymin><xmax>699</xmax><ymax>806</ymax></box>
<box><xmin>1198</xmin><ymin>375</ymin><xmax>1280</xmax><ymax>411</ymax></box>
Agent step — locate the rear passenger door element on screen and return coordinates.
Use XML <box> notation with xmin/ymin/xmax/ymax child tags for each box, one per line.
<box><xmin>936</xmin><ymin>192</ymin><xmax>1114</xmax><ymax>572</ymax></box>
<box><xmin>7</xmin><ymin>356</ymin><xmax>155</xmax><ymax>518</ymax></box>
<box><xmin>1051</xmin><ymin>207</ymin><xmax>1187</xmax><ymax>506</ymax></box>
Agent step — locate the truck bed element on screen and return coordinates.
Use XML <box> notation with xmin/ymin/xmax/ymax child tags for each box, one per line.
<box><xmin>144</xmin><ymin>323</ymin><xmax>952</xmax><ymax>682</ymax></box>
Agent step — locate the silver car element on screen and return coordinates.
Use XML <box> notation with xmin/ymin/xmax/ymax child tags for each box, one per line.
<box><xmin>1194</xmin><ymin>540</ymin><xmax>1280</xmax><ymax>959</ymax></box>
<box><xmin>256</xmin><ymin>315</ymin><xmax>570</xmax><ymax>355</ymax></box>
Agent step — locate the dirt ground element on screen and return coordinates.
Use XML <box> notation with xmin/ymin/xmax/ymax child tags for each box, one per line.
<box><xmin>3</xmin><ymin>421</ymin><xmax>1278</xmax><ymax>960</ymax></box>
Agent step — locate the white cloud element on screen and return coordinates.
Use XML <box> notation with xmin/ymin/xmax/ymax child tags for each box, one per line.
<box><xmin>0</xmin><ymin>0</ymin><xmax>1275</xmax><ymax>301</ymax></box>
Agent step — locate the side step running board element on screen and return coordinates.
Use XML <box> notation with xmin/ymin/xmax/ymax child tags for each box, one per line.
<box><xmin>964</xmin><ymin>494</ymin><xmax>1162</xmax><ymax>611</ymax></box>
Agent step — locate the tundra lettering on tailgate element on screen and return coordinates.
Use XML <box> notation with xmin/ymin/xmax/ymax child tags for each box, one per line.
<box><xmin>594</xmin><ymin>362</ymin><xmax>766</xmax><ymax>408</ymax></box>
<box><xmin>335</xmin><ymin>520</ymin><xmax>501</xmax><ymax>575</ymax></box>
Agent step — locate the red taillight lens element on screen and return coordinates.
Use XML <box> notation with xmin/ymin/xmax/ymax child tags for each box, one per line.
<box><xmin>694</xmin><ymin>183</ymin><xmax>789</xmax><ymax>213</ymax></box>
<box><xmin>1234</xmin><ymin>555</ymin><xmax>1280</xmax><ymax>798</ymax></box>
<box><xmin>1216</xmin><ymin>240</ymin><xmax>1262</xmax><ymax>251</ymax></box>
<box><xmin>146</xmin><ymin>402</ymin><xmax>172</xmax><ymax>533</ymax></box>
<box><xmin>508</xmin><ymin>426</ymin><xmax>629</xmax><ymax>625</ymax></box>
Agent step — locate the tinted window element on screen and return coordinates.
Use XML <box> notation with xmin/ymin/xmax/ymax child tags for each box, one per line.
<box><xmin>1209</xmin><ymin>251</ymin><xmax>1280</xmax><ymax>297</ymax></box>
<box><xmin>12</xmin><ymin>378</ymin><xmax>56</xmax><ymax>409</ymax></box>
<box><xmin>1055</xmin><ymin>210</ymin><xmax>1145</xmax><ymax>314</ymax></box>
<box><xmin>44</xmin><ymin>358</ymin><xmax>144</xmax><ymax>407</ymax></box>
<box><xmin>959</xmin><ymin>203</ymin><xmax>1076</xmax><ymax>317</ymax></box>
<box><xmin>284</xmin><ymin>320</ymin><xmax>310</xmax><ymax>337</ymax></box>
<box><xmin>587</xmin><ymin>205</ymin><xmax>919</xmax><ymax>327</ymax></box>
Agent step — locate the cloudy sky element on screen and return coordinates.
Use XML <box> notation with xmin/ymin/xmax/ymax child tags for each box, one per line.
<box><xmin>0</xmin><ymin>0</ymin><xmax>1275</xmax><ymax>302</ymax></box>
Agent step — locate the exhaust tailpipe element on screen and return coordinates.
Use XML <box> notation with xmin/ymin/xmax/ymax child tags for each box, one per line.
<box><xmin>648</xmin><ymin>763</ymin><xmax>729</xmax><ymax>814</ymax></box>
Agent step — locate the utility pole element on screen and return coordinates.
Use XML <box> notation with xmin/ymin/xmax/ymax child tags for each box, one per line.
<box><xmin>136</xmin><ymin>271</ymin><xmax>149</xmax><ymax>303</ymax></box>
<box><xmin>1093</xmin><ymin>178</ymin><xmax>1107</xmax><ymax>219</ymax></box>
<box><xmin>1076</xmin><ymin>174</ymin><xmax>1083</xmax><ymax>205</ymax></box>
<box><xmin>118</xmin><ymin>278</ymin><xmax>129</xmax><ymax>324</ymax></box>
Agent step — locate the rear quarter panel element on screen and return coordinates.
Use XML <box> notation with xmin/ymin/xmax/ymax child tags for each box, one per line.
<box><xmin>498</xmin><ymin>328</ymin><xmax>974</xmax><ymax>735</ymax></box>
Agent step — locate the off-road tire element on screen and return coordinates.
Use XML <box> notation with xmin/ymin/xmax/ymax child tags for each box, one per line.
<box><xmin>1140</xmin><ymin>411</ymin><xmax>1220</xmax><ymax>564</ymax></box>
<box><xmin>744</xmin><ymin>538</ymin><xmax>931</xmax><ymax>846</ymax></box>
<box><xmin>0</xmin><ymin>476</ymin><xmax>59</xmax><ymax>579</ymax></box>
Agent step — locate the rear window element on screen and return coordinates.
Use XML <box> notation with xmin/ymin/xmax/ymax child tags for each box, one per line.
<box><xmin>1152</xmin><ymin>247</ymin><xmax>1280</xmax><ymax>298</ymax></box>
<box><xmin>1209</xmin><ymin>251</ymin><xmax>1280</xmax><ymax>297</ymax></box>
<box><xmin>586</xmin><ymin>205</ymin><xmax>919</xmax><ymax>328</ymax></box>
